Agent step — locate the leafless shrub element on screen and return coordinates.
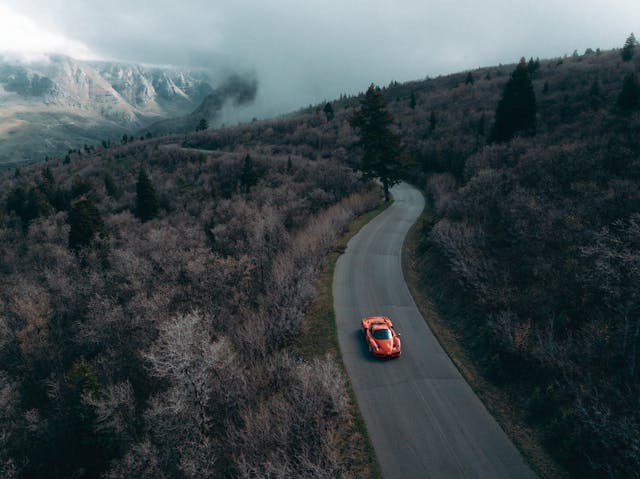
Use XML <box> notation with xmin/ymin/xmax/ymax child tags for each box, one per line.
<box><xmin>427</xmin><ymin>173</ymin><xmax>458</xmax><ymax>215</ymax></box>
<box><xmin>231</xmin><ymin>354</ymin><xmax>348</xmax><ymax>479</ymax></box>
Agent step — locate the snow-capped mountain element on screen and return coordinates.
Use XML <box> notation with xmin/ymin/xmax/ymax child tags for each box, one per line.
<box><xmin>0</xmin><ymin>54</ymin><xmax>215</xmax><ymax>164</ymax></box>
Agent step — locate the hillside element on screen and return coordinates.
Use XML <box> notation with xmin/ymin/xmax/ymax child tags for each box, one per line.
<box><xmin>377</xmin><ymin>47</ymin><xmax>639</xmax><ymax>478</ymax></box>
<box><xmin>0</xmin><ymin>54</ymin><xmax>224</xmax><ymax>165</ymax></box>
<box><xmin>0</xmin><ymin>100</ymin><xmax>383</xmax><ymax>477</ymax></box>
<box><xmin>1</xmin><ymin>43</ymin><xmax>639</xmax><ymax>478</ymax></box>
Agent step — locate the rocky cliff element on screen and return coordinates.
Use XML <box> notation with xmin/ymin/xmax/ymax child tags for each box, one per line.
<box><xmin>0</xmin><ymin>54</ymin><xmax>215</xmax><ymax>164</ymax></box>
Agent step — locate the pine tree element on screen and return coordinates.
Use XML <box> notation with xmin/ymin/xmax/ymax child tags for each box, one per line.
<box><xmin>24</xmin><ymin>187</ymin><xmax>51</xmax><ymax>223</ymax></box>
<box><xmin>476</xmin><ymin>113</ymin><xmax>486</xmax><ymax>137</ymax></box>
<box><xmin>240</xmin><ymin>154</ymin><xmax>259</xmax><ymax>193</ymax></box>
<box><xmin>489</xmin><ymin>58</ymin><xmax>537</xmax><ymax>143</ymax></box>
<box><xmin>617</xmin><ymin>73</ymin><xmax>640</xmax><ymax>113</ymax></box>
<box><xmin>429</xmin><ymin>111</ymin><xmax>437</xmax><ymax>133</ymax></box>
<box><xmin>196</xmin><ymin>118</ymin><xmax>209</xmax><ymax>131</ymax></box>
<box><xmin>5</xmin><ymin>186</ymin><xmax>27</xmax><ymax>222</ymax></box>
<box><xmin>409</xmin><ymin>92</ymin><xmax>416</xmax><ymax>109</ymax></box>
<box><xmin>39</xmin><ymin>167</ymin><xmax>55</xmax><ymax>203</ymax></box>
<box><xmin>542</xmin><ymin>81</ymin><xmax>550</xmax><ymax>94</ymax></box>
<box><xmin>68</xmin><ymin>198</ymin><xmax>106</xmax><ymax>250</ymax></box>
<box><xmin>621</xmin><ymin>33</ymin><xmax>637</xmax><ymax>62</ymax></box>
<box><xmin>589</xmin><ymin>80</ymin><xmax>602</xmax><ymax>109</ymax></box>
<box><xmin>323</xmin><ymin>102</ymin><xmax>334</xmax><ymax>121</ymax></box>
<box><xmin>349</xmin><ymin>84</ymin><xmax>403</xmax><ymax>202</ymax></box>
<box><xmin>135</xmin><ymin>170</ymin><xmax>159</xmax><ymax>222</ymax></box>
<box><xmin>465</xmin><ymin>72</ymin><xmax>474</xmax><ymax>85</ymax></box>
<box><xmin>104</xmin><ymin>174</ymin><xmax>119</xmax><ymax>199</ymax></box>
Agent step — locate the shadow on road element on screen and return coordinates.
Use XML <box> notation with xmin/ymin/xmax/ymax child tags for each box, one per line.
<box><xmin>352</xmin><ymin>329</ymin><xmax>399</xmax><ymax>363</ymax></box>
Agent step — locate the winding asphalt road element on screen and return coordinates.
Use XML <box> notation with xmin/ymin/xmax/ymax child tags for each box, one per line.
<box><xmin>333</xmin><ymin>183</ymin><xmax>536</xmax><ymax>479</ymax></box>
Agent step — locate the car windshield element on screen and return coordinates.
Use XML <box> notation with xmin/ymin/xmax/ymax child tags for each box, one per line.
<box><xmin>372</xmin><ymin>328</ymin><xmax>392</xmax><ymax>340</ymax></box>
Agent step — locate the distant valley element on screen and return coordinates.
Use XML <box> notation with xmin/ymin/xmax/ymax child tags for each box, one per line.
<box><xmin>0</xmin><ymin>54</ymin><xmax>257</xmax><ymax>165</ymax></box>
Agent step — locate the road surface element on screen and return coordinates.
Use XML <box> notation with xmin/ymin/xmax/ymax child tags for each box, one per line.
<box><xmin>333</xmin><ymin>183</ymin><xmax>536</xmax><ymax>479</ymax></box>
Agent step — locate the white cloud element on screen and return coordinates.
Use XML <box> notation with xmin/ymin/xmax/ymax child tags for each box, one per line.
<box><xmin>0</xmin><ymin>3</ymin><xmax>98</xmax><ymax>60</ymax></box>
<box><xmin>0</xmin><ymin>0</ymin><xmax>638</xmax><ymax>114</ymax></box>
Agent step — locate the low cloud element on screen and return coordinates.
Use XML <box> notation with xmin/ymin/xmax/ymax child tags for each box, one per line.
<box><xmin>0</xmin><ymin>4</ymin><xmax>98</xmax><ymax>60</ymax></box>
<box><xmin>192</xmin><ymin>72</ymin><xmax>259</xmax><ymax>123</ymax></box>
<box><xmin>3</xmin><ymin>0</ymin><xmax>640</xmax><ymax>118</ymax></box>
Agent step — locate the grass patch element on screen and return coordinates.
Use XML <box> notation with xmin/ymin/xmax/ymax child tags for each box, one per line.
<box><xmin>297</xmin><ymin>198</ymin><xmax>391</xmax><ymax>479</ymax></box>
<box><xmin>401</xmin><ymin>197</ymin><xmax>567</xmax><ymax>479</ymax></box>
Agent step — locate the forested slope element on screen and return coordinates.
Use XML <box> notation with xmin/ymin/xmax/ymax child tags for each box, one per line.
<box><xmin>382</xmin><ymin>46</ymin><xmax>640</xmax><ymax>477</ymax></box>
<box><xmin>0</xmin><ymin>107</ymin><xmax>380</xmax><ymax>478</ymax></box>
<box><xmin>2</xmin><ymin>40</ymin><xmax>638</xmax><ymax>478</ymax></box>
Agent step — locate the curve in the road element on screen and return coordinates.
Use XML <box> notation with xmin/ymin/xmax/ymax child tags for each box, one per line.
<box><xmin>333</xmin><ymin>182</ymin><xmax>536</xmax><ymax>479</ymax></box>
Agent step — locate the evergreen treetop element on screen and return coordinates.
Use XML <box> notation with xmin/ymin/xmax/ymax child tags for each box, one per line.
<box><xmin>617</xmin><ymin>72</ymin><xmax>640</xmax><ymax>112</ymax></box>
<box><xmin>323</xmin><ymin>102</ymin><xmax>334</xmax><ymax>121</ymax></box>
<box><xmin>489</xmin><ymin>58</ymin><xmax>537</xmax><ymax>143</ymax></box>
<box><xmin>68</xmin><ymin>198</ymin><xmax>106</xmax><ymax>251</ymax></box>
<box><xmin>622</xmin><ymin>33</ymin><xmax>637</xmax><ymax>62</ymax></box>
<box><xmin>465</xmin><ymin>72</ymin><xmax>475</xmax><ymax>85</ymax></box>
<box><xmin>240</xmin><ymin>154</ymin><xmax>259</xmax><ymax>193</ymax></box>
<box><xmin>135</xmin><ymin>169</ymin><xmax>159</xmax><ymax>222</ymax></box>
<box><xmin>349</xmin><ymin>84</ymin><xmax>403</xmax><ymax>202</ymax></box>
<box><xmin>196</xmin><ymin>118</ymin><xmax>209</xmax><ymax>131</ymax></box>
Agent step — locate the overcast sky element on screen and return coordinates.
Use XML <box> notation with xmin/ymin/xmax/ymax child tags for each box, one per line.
<box><xmin>0</xmin><ymin>0</ymin><xmax>638</xmax><ymax>117</ymax></box>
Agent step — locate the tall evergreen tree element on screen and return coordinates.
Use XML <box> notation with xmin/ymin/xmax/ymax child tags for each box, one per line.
<box><xmin>621</xmin><ymin>33</ymin><xmax>637</xmax><ymax>62</ymax></box>
<box><xmin>28</xmin><ymin>187</ymin><xmax>51</xmax><ymax>218</ymax></box>
<box><xmin>135</xmin><ymin>170</ymin><xmax>159</xmax><ymax>222</ymax></box>
<box><xmin>196</xmin><ymin>118</ymin><xmax>209</xmax><ymax>131</ymax></box>
<box><xmin>103</xmin><ymin>173</ymin><xmax>119</xmax><ymax>199</ymax></box>
<box><xmin>68</xmin><ymin>198</ymin><xmax>106</xmax><ymax>250</ymax></box>
<box><xmin>489</xmin><ymin>58</ymin><xmax>537</xmax><ymax>143</ymax></box>
<box><xmin>349</xmin><ymin>84</ymin><xmax>403</xmax><ymax>202</ymax></box>
<box><xmin>429</xmin><ymin>111</ymin><xmax>437</xmax><ymax>133</ymax></box>
<box><xmin>323</xmin><ymin>102</ymin><xmax>334</xmax><ymax>121</ymax></box>
<box><xmin>240</xmin><ymin>154</ymin><xmax>259</xmax><ymax>193</ymax></box>
<box><xmin>465</xmin><ymin>72</ymin><xmax>475</xmax><ymax>85</ymax></box>
<box><xmin>409</xmin><ymin>91</ymin><xmax>416</xmax><ymax>109</ymax></box>
<box><xmin>617</xmin><ymin>73</ymin><xmax>640</xmax><ymax>112</ymax></box>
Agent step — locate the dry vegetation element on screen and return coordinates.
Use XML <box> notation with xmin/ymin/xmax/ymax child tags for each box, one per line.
<box><xmin>383</xmin><ymin>46</ymin><xmax>640</xmax><ymax>478</ymax></box>
<box><xmin>1</xmin><ymin>39</ymin><xmax>639</xmax><ymax>479</ymax></box>
<box><xmin>0</xmin><ymin>106</ymin><xmax>382</xmax><ymax>478</ymax></box>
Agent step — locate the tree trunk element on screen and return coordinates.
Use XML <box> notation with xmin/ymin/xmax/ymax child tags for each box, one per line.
<box><xmin>383</xmin><ymin>179</ymin><xmax>390</xmax><ymax>202</ymax></box>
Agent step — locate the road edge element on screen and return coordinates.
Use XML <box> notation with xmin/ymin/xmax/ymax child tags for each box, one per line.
<box><xmin>400</xmin><ymin>193</ymin><xmax>565</xmax><ymax>479</ymax></box>
<box><xmin>297</xmin><ymin>195</ymin><xmax>392</xmax><ymax>479</ymax></box>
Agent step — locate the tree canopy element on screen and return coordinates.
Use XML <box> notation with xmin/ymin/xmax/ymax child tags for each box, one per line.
<box><xmin>240</xmin><ymin>154</ymin><xmax>259</xmax><ymax>193</ymax></box>
<box><xmin>618</xmin><ymin>72</ymin><xmax>640</xmax><ymax>112</ymax></box>
<box><xmin>489</xmin><ymin>58</ymin><xmax>537</xmax><ymax>143</ymax></box>
<box><xmin>135</xmin><ymin>169</ymin><xmax>159</xmax><ymax>222</ymax></box>
<box><xmin>349</xmin><ymin>84</ymin><xmax>403</xmax><ymax>201</ymax></box>
<box><xmin>622</xmin><ymin>33</ymin><xmax>637</xmax><ymax>62</ymax></box>
<box><xmin>323</xmin><ymin>102</ymin><xmax>334</xmax><ymax>121</ymax></box>
<box><xmin>196</xmin><ymin>118</ymin><xmax>209</xmax><ymax>131</ymax></box>
<box><xmin>68</xmin><ymin>198</ymin><xmax>106</xmax><ymax>250</ymax></box>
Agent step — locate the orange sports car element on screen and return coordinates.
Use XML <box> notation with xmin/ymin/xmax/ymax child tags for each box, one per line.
<box><xmin>361</xmin><ymin>316</ymin><xmax>401</xmax><ymax>358</ymax></box>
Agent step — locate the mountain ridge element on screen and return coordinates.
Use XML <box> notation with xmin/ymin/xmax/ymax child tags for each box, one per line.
<box><xmin>0</xmin><ymin>54</ymin><xmax>218</xmax><ymax>164</ymax></box>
